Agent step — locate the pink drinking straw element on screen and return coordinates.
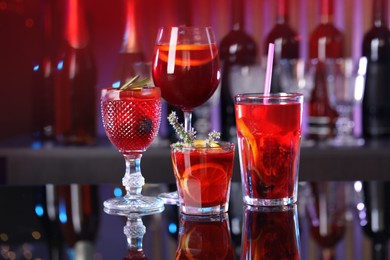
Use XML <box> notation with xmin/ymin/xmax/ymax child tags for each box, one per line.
<box><xmin>264</xmin><ymin>43</ymin><xmax>275</xmax><ymax>98</ymax></box>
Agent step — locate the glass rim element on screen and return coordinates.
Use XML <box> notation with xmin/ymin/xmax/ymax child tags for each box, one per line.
<box><xmin>157</xmin><ymin>25</ymin><xmax>215</xmax><ymax>31</ymax></box>
<box><xmin>234</xmin><ymin>92</ymin><xmax>303</xmax><ymax>103</ymax></box>
<box><xmin>170</xmin><ymin>141</ymin><xmax>235</xmax><ymax>151</ymax></box>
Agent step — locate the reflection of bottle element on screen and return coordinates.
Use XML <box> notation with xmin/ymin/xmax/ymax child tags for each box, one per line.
<box><xmin>111</xmin><ymin>0</ymin><xmax>145</xmax><ymax>88</ymax></box>
<box><xmin>362</xmin><ymin>0</ymin><xmax>390</xmax><ymax>138</ymax></box>
<box><xmin>57</xmin><ymin>185</ymin><xmax>100</xmax><ymax>259</ymax></box>
<box><xmin>54</xmin><ymin>0</ymin><xmax>97</xmax><ymax>145</ymax></box>
<box><xmin>219</xmin><ymin>0</ymin><xmax>257</xmax><ymax>142</ymax></box>
<box><xmin>176</xmin><ymin>214</ymin><xmax>234</xmax><ymax>259</ymax></box>
<box><xmin>241</xmin><ymin>205</ymin><xmax>300</xmax><ymax>259</ymax></box>
<box><xmin>31</xmin><ymin>0</ymin><xmax>56</xmax><ymax>142</ymax></box>
<box><xmin>360</xmin><ymin>181</ymin><xmax>390</xmax><ymax>260</ymax></box>
<box><xmin>264</xmin><ymin>0</ymin><xmax>299</xmax><ymax>93</ymax></box>
<box><xmin>308</xmin><ymin>0</ymin><xmax>342</xmax><ymax>141</ymax></box>
<box><xmin>307</xmin><ymin>182</ymin><xmax>346</xmax><ymax>260</ymax></box>
<box><xmin>34</xmin><ymin>185</ymin><xmax>63</xmax><ymax>260</ymax></box>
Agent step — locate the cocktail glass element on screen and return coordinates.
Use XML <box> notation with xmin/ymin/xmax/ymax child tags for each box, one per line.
<box><xmin>241</xmin><ymin>205</ymin><xmax>300</xmax><ymax>259</ymax></box>
<box><xmin>279</xmin><ymin>59</ymin><xmax>315</xmax><ymax>147</ymax></box>
<box><xmin>326</xmin><ymin>58</ymin><xmax>365</xmax><ymax>146</ymax></box>
<box><xmin>152</xmin><ymin>26</ymin><xmax>221</xmax><ymax>203</ymax></box>
<box><xmin>235</xmin><ymin>93</ymin><xmax>303</xmax><ymax>206</ymax></box>
<box><xmin>171</xmin><ymin>141</ymin><xmax>235</xmax><ymax>215</ymax></box>
<box><xmin>101</xmin><ymin>86</ymin><xmax>164</xmax><ymax>214</ymax></box>
<box><xmin>176</xmin><ymin>213</ymin><xmax>235</xmax><ymax>259</ymax></box>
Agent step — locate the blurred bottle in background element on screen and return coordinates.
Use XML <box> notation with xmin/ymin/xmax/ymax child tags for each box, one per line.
<box><xmin>264</xmin><ymin>0</ymin><xmax>300</xmax><ymax>93</ymax></box>
<box><xmin>307</xmin><ymin>0</ymin><xmax>343</xmax><ymax>142</ymax></box>
<box><xmin>54</xmin><ymin>0</ymin><xmax>97</xmax><ymax>145</ymax></box>
<box><xmin>31</xmin><ymin>0</ymin><xmax>57</xmax><ymax>144</ymax></box>
<box><xmin>362</xmin><ymin>0</ymin><xmax>390</xmax><ymax>139</ymax></box>
<box><xmin>219</xmin><ymin>0</ymin><xmax>257</xmax><ymax>142</ymax></box>
<box><xmin>111</xmin><ymin>0</ymin><xmax>145</xmax><ymax>89</ymax></box>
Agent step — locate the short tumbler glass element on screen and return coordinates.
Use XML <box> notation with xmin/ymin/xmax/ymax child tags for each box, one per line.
<box><xmin>171</xmin><ymin>141</ymin><xmax>235</xmax><ymax>215</ymax></box>
<box><xmin>235</xmin><ymin>93</ymin><xmax>303</xmax><ymax>206</ymax></box>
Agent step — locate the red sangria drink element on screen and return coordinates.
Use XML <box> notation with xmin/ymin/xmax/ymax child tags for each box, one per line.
<box><xmin>241</xmin><ymin>205</ymin><xmax>300</xmax><ymax>259</ymax></box>
<box><xmin>101</xmin><ymin>79</ymin><xmax>164</xmax><ymax>214</ymax></box>
<box><xmin>153</xmin><ymin>43</ymin><xmax>220</xmax><ymax>111</ymax></box>
<box><xmin>235</xmin><ymin>93</ymin><xmax>303</xmax><ymax>206</ymax></box>
<box><xmin>176</xmin><ymin>213</ymin><xmax>235</xmax><ymax>260</ymax></box>
<box><xmin>171</xmin><ymin>141</ymin><xmax>235</xmax><ymax>215</ymax></box>
<box><xmin>152</xmin><ymin>26</ymin><xmax>221</xmax><ymax>205</ymax></box>
<box><xmin>102</xmin><ymin>87</ymin><xmax>161</xmax><ymax>153</ymax></box>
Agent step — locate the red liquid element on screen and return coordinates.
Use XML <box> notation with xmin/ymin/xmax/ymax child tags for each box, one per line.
<box><xmin>152</xmin><ymin>44</ymin><xmax>220</xmax><ymax>111</ymax></box>
<box><xmin>235</xmin><ymin>102</ymin><xmax>301</xmax><ymax>200</ymax></box>
<box><xmin>101</xmin><ymin>87</ymin><xmax>161</xmax><ymax>154</ymax></box>
<box><xmin>171</xmin><ymin>145</ymin><xmax>234</xmax><ymax>208</ymax></box>
<box><xmin>176</xmin><ymin>215</ymin><xmax>234</xmax><ymax>260</ymax></box>
<box><xmin>241</xmin><ymin>205</ymin><xmax>300</xmax><ymax>259</ymax></box>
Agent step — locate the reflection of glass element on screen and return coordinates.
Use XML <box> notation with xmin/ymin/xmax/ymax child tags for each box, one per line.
<box><xmin>326</xmin><ymin>58</ymin><xmax>365</xmax><ymax>147</ymax></box>
<box><xmin>101</xmin><ymin>86</ymin><xmax>164</xmax><ymax>214</ymax></box>
<box><xmin>306</xmin><ymin>182</ymin><xmax>347</xmax><ymax>260</ymax></box>
<box><xmin>176</xmin><ymin>213</ymin><xmax>235</xmax><ymax>259</ymax></box>
<box><xmin>279</xmin><ymin>59</ymin><xmax>315</xmax><ymax>146</ymax></box>
<box><xmin>104</xmin><ymin>207</ymin><xmax>164</xmax><ymax>260</ymax></box>
<box><xmin>241</xmin><ymin>205</ymin><xmax>300</xmax><ymax>259</ymax></box>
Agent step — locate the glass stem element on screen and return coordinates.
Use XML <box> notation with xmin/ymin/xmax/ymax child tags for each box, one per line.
<box><xmin>183</xmin><ymin>111</ymin><xmax>193</xmax><ymax>133</ymax></box>
<box><xmin>122</xmin><ymin>153</ymin><xmax>145</xmax><ymax>198</ymax></box>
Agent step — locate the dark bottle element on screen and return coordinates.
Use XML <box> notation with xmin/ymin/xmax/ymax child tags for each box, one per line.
<box><xmin>31</xmin><ymin>0</ymin><xmax>56</xmax><ymax>142</ymax></box>
<box><xmin>54</xmin><ymin>0</ymin><xmax>97</xmax><ymax>145</ymax></box>
<box><xmin>264</xmin><ymin>0</ymin><xmax>299</xmax><ymax>93</ymax></box>
<box><xmin>111</xmin><ymin>0</ymin><xmax>145</xmax><ymax>89</ymax></box>
<box><xmin>307</xmin><ymin>0</ymin><xmax>342</xmax><ymax>141</ymax></box>
<box><xmin>360</xmin><ymin>181</ymin><xmax>390</xmax><ymax>260</ymax></box>
<box><xmin>219</xmin><ymin>0</ymin><xmax>257</xmax><ymax>142</ymax></box>
<box><xmin>57</xmin><ymin>184</ymin><xmax>100</xmax><ymax>258</ymax></box>
<box><xmin>362</xmin><ymin>0</ymin><xmax>390</xmax><ymax>138</ymax></box>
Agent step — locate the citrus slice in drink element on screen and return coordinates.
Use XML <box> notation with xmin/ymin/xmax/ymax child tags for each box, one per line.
<box><xmin>182</xmin><ymin>162</ymin><xmax>227</xmax><ymax>205</ymax></box>
<box><xmin>157</xmin><ymin>44</ymin><xmax>218</xmax><ymax>66</ymax></box>
<box><xmin>179</xmin><ymin>223</ymin><xmax>230</xmax><ymax>259</ymax></box>
<box><xmin>236</xmin><ymin>117</ymin><xmax>259</xmax><ymax>164</ymax></box>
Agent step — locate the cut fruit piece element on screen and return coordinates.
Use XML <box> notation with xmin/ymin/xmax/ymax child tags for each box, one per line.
<box><xmin>182</xmin><ymin>162</ymin><xmax>227</xmax><ymax>204</ymax></box>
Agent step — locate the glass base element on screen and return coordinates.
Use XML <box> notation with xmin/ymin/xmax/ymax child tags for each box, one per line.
<box><xmin>243</xmin><ymin>195</ymin><xmax>296</xmax><ymax>206</ymax></box>
<box><xmin>180</xmin><ymin>203</ymin><xmax>228</xmax><ymax>216</ymax></box>
<box><xmin>103</xmin><ymin>195</ymin><xmax>165</xmax><ymax>215</ymax></box>
<box><xmin>327</xmin><ymin>136</ymin><xmax>365</xmax><ymax>147</ymax></box>
<box><xmin>158</xmin><ymin>191</ymin><xmax>179</xmax><ymax>205</ymax></box>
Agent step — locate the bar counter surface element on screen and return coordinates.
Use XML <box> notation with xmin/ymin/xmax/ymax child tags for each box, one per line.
<box><xmin>0</xmin><ymin>137</ymin><xmax>389</xmax><ymax>185</ymax></box>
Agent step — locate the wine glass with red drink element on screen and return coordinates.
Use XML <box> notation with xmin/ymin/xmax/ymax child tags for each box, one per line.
<box><xmin>101</xmin><ymin>79</ymin><xmax>165</xmax><ymax>214</ymax></box>
<box><xmin>152</xmin><ymin>26</ymin><xmax>221</xmax><ymax>203</ymax></box>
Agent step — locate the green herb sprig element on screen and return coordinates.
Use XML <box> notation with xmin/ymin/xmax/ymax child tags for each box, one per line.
<box><xmin>168</xmin><ymin>111</ymin><xmax>221</xmax><ymax>148</ymax></box>
<box><xmin>119</xmin><ymin>75</ymin><xmax>151</xmax><ymax>90</ymax></box>
<box><xmin>168</xmin><ymin>111</ymin><xmax>196</xmax><ymax>147</ymax></box>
